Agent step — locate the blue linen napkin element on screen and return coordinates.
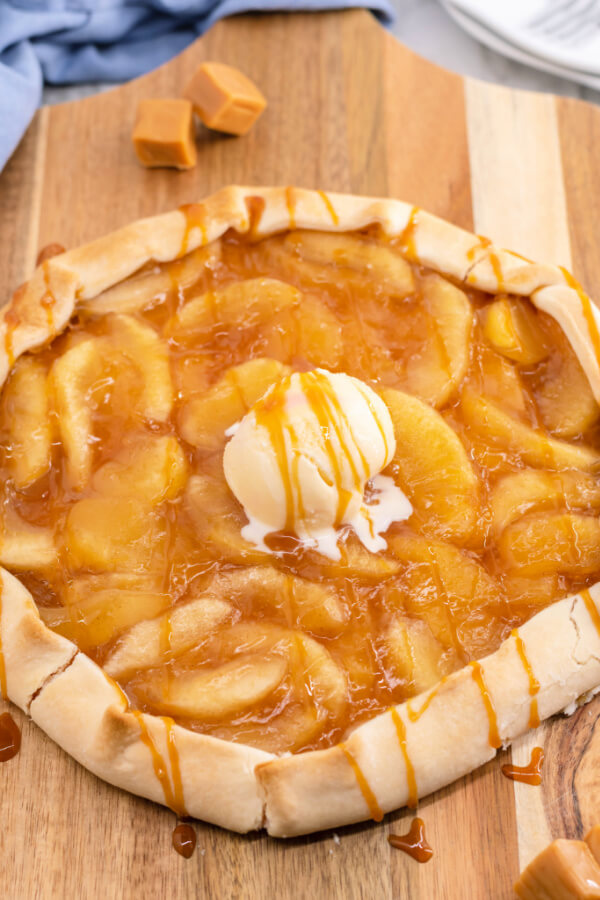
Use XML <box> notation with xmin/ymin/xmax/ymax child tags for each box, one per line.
<box><xmin>0</xmin><ymin>0</ymin><xmax>394</xmax><ymax>171</ymax></box>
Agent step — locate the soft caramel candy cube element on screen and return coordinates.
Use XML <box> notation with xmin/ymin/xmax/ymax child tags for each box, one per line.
<box><xmin>132</xmin><ymin>98</ymin><xmax>196</xmax><ymax>169</ymax></box>
<box><xmin>184</xmin><ymin>62</ymin><xmax>266</xmax><ymax>136</ymax></box>
<box><xmin>587</xmin><ymin>827</ymin><xmax>600</xmax><ymax>865</ymax></box>
<box><xmin>514</xmin><ymin>839</ymin><xmax>600</xmax><ymax>899</ymax></box>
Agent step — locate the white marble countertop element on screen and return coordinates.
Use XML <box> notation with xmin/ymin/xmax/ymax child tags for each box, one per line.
<box><xmin>41</xmin><ymin>0</ymin><xmax>600</xmax><ymax>106</ymax></box>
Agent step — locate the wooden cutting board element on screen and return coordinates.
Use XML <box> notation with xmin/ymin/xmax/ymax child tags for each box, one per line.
<box><xmin>1</xmin><ymin>10</ymin><xmax>600</xmax><ymax>899</ymax></box>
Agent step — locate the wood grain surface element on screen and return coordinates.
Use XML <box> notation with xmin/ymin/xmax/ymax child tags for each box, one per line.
<box><xmin>0</xmin><ymin>10</ymin><xmax>599</xmax><ymax>899</ymax></box>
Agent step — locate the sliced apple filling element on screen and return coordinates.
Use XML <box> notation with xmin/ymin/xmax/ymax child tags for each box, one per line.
<box><xmin>0</xmin><ymin>224</ymin><xmax>599</xmax><ymax>756</ymax></box>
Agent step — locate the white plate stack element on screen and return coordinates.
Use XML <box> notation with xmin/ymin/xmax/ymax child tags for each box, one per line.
<box><xmin>440</xmin><ymin>0</ymin><xmax>600</xmax><ymax>90</ymax></box>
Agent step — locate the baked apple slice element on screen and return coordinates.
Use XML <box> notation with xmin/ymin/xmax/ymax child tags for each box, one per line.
<box><xmin>136</xmin><ymin>654</ymin><xmax>289</xmax><ymax>719</ymax></box>
<box><xmin>499</xmin><ymin>513</ymin><xmax>600</xmax><ymax>576</ymax></box>
<box><xmin>382</xmin><ymin>387</ymin><xmax>480</xmax><ymax>543</ymax></box>
<box><xmin>461</xmin><ymin>389</ymin><xmax>600</xmax><ymax>471</ymax></box>
<box><xmin>491</xmin><ymin>469</ymin><xmax>600</xmax><ymax>535</ymax></box>
<box><xmin>384</xmin><ymin>615</ymin><xmax>458</xmax><ymax>695</ymax></box>
<box><xmin>1</xmin><ymin>357</ymin><xmax>52</xmax><ymax>488</ymax></box>
<box><xmin>531</xmin><ymin>345</ymin><xmax>600</xmax><ymax>439</ymax></box>
<box><xmin>104</xmin><ymin>597</ymin><xmax>233</xmax><ymax>679</ymax></box>
<box><xmin>168</xmin><ymin>278</ymin><xmax>300</xmax><ymax>340</ymax></box>
<box><xmin>92</xmin><ymin>434</ymin><xmax>188</xmax><ymax>504</ymax></box>
<box><xmin>482</xmin><ymin>297</ymin><xmax>548</xmax><ymax>365</ymax></box>
<box><xmin>405</xmin><ymin>274</ymin><xmax>473</xmax><ymax>408</ymax></box>
<box><xmin>178</xmin><ymin>358</ymin><xmax>289</xmax><ymax>453</ymax></box>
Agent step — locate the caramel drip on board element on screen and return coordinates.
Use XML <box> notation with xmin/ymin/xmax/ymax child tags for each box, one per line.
<box><xmin>390</xmin><ymin>707</ymin><xmax>418</xmax><ymax>808</ymax></box>
<box><xmin>285</xmin><ymin>187</ymin><xmax>296</xmax><ymax>230</ymax></box>
<box><xmin>502</xmin><ymin>747</ymin><xmax>545</xmax><ymax>786</ymax></box>
<box><xmin>560</xmin><ymin>267</ymin><xmax>600</xmax><ymax>372</ymax></box>
<box><xmin>179</xmin><ymin>204</ymin><xmax>208</xmax><ymax>257</ymax></box>
<box><xmin>388</xmin><ymin>818</ymin><xmax>433</xmax><ymax>863</ymax></box>
<box><xmin>512</xmin><ymin>629</ymin><xmax>541</xmax><ymax>729</ymax></box>
<box><xmin>318</xmin><ymin>191</ymin><xmax>339</xmax><ymax>226</ymax></box>
<box><xmin>0</xmin><ymin>712</ymin><xmax>21</xmax><ymax>762</ymax></box>
<box><xmin>0</xmin><ymin>581</ymin><xmax>6</xmax><ymax>700</ymax></box>
<box><xmin>470</xmin><ymin>661</ymin><xmax>502</xmax><ymax>749</ymax></box>
<box><xmin>341</xmin><ymin>744</ymin><xmax>383</xmax><ymax>822</ymax></box>
<box><xmin>131</xmin><ymin>710</ymin><xmax>183</xmax><ymax>814</ymax></box>
<box><xmin>399</xmin><ymin>207</ymin><xmax>419</xmax><ymax>261</ymax></box>
<box><xmin>172</xmin><ymin>822</ymin><xmax>196</xmax><ymax>858</ymax></box>
<box><xmin>581</xmin><ymin>588</ymin><xmax>600</xmax><ymax>638</ymax></box>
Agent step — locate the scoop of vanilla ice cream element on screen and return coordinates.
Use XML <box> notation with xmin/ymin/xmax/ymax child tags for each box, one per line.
<box><xmin>223</xmin><ymin>369</ymin><xmax>412</xmax><ymax>559</ymax></box>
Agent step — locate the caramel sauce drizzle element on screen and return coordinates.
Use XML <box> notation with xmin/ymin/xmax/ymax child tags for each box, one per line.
<box><xmin>489</xmin><ymin>252</ymin><xmax>505</xmax><ymax>292</ymax></box>
<box><xmin>355</xmin><ymin>383</ymin><xmax>389</xmax><ymax>463</ymax></box>
<box><xmin>179</xmin><ymin>204</ymin><xmax>208</xmax><ymax>258</ymax></box>
<box><xmin>390</xmin><ymin>707</ymin><xmax>418</xmax><ymax>808</ymax></box>
<box><xmin>131</xmin><ymin>710</ymin><xmax>185</xmax><ymax>815</ymax></box>
<box><xmin>467</xmin><ymin>234</ymin><xmax>492</xmax><ymax>262</ymax></box>
<box><xmin>502</xmin><ymin>747</ymin><xmax>545</xmax><ymax>786</ymax></box>
<box><xmin>388</xmin><ymin>818</ymin><xmax>433</xmax><ymax>863</ymax></box>
<box><xmin>470</xmin><ymin>661</ymin><xmax>502</xmax><ymax>749</ymax></box>
<box><xmin>318</xmin><ymin>191</ymin><xmax>339</xmax><ymax>226</ymax></box>
<box><xmin>285</xmin><ymin>187</ymin><xmax>296</xmax><ymax>230</ymax></box>
<box><xmin>40</xmin><ymin>261</ymin><xmax>56</xmax><ymax>333</ymax></box>
<box><xmin>399</xmin><ymin>207</ymin><xmax>419</xmax><ymax>261</ymax></box>
<box><xmin>581</xmin><ymin>588</ymin><xmax>600</xmax><ymax>638</ymax></box>
<box><xmin>253</xmin><ymin>371</ymin><xmax>368</xmax><ymax>529</ymax></box>
<box><xmin>163</xmin><ymin>716</ymin><xmax>187</xmax><ymax>817</ymax></box>
<box><xmin>172</xmin><ymin>822</ymin><xmax>196</xmax><ymax>858</ymax></box>
<box><xmin>406</xmin><ymin>678</ymin><xmax>448</xmax><ymax>724</ymax></box>
<box><xmin>3</xmin><ymin>300</ymin><xmax>21</xmax><ymax>370</ymax></box>
<box><xmin>512</xmin><ymin>629</ymin><xmax>540</xmax><ymax>729</ymax></box>
<box><xmin>560</xmin><ymin>267</ymin><xmax>600</xmax><ymax>372</ymax></box>
<box><xmin>160</xmin><ymin>613</ymin><xmax>173</xmax><ymax>657</ymax></box>
<box><xmin>341</xmin><ymin>743</ymin><xmax>383</xmax><ymax>822</ymax></box>
<box><xmin>0</xmin><ymin>712</ymin><xmax>21</xmax><ymax>762</ymax></box>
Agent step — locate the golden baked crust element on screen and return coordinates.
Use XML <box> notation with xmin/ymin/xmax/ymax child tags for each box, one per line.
<box><xmin>1</xmin><ymin>185</ymin><xmax>600</xmax><ymax>836</ymax></box>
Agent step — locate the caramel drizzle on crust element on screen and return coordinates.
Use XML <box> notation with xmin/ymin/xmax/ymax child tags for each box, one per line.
<box><xmin>581</xmin><ymin>588</ymin><xmax>600</xmax><ymax>639</ymax></box>
<box><xmin>512</xmin><ymin>629</ymin><xmax>541</xmax><ymax>730</ymax></box>
<box><xmin>560</xmin><ymin>267</ymin><xmax>600</xmax><ymax>374</ymax></box>
<box><xmin>0</xmin><ymin>581</ymin><xmax>6</xmax><ymax>700</ymax></box>
<box><xmin>131</xmin><ymin>710</ymin><xmax>185</xmax><ymax>815</ymax></box>
<box><xmin>164</xmin><ymin>716</ymin><xmax>187</xmax><ymax>817</ymax></box>
<box><xmin>285</xmin><ymin>187</ymin><xmax>296</xmax><ymax>230</ymax></box>
<box><xmin>389</xmin><ymin>707</ymin><xmax>418</xmax><ymax>809</ymax></box>
<box><xmin>179</xmin><ymin>204</ymin><xmax>208</xmax><ymax>258</ymax></box>
<box><xmin>318</xmin><ymin>191</ymin><xmax>339</xmax><ymax>226</ymax></box>
<box><xmin>341</xmin><ymin>744</ymin><xmax>383</xmax><ymax>822</ymax></box>
<box><xmin>40</xmin><ymin>261</ymin><xmax>56</xmax><ymax>334</ymax></box>
<box><xmin>466</xmin><ymin>234</ymin><xmax>491</xmax><ymax>262</ymax></box>
<box><xmin>399</xmin><ymin>206</ymin><xmax>420</xmax><ymax>262</ymax></box>
<box><xmin>406</xmin><ymin>678</ymin><xmax>448</xmax><ymax>724</ymax></box>
<box><xmin>469</xmin><ymin>661</ymin><xmax>502</xmax><ymax>749</ymax></box>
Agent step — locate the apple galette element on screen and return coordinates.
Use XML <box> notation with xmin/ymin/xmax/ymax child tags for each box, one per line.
<box><xmin>0</xmin><ymin>187</ymin><xmax>599</xmax><ymax>836</ymax></box>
